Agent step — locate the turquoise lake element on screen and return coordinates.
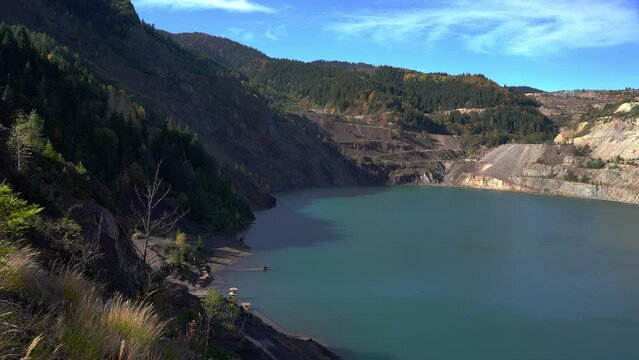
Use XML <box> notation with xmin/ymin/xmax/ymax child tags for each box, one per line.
<box><xmin>223</xmin><ymin>186</ymin><xmax>639</xmax><ymax>360</ymax></box>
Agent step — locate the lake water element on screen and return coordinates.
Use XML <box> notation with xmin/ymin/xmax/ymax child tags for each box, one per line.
<box><xmin>223</xmin><ymin>186</ymin><xmax>639</xmax><ymax>360</ymax></box>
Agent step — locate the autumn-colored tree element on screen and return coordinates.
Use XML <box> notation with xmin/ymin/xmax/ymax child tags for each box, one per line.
<box><xmin>7</xmin><ymin>110</ymin><xmax>45</xmax><ymax>172</ymax></box>
<box><xmin>174</xmin><ymin>230</ymin><xmax>188</xmax><ymax>262</ymax></box>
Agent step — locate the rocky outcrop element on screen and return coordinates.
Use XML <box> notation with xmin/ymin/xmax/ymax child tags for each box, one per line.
<box><xmin>449</xmin><ymin>143</ymin><xmax>639</xmax><ymax>204</ymax></box>
<box><xmin>615</xmin><ymin>102</ymin><xmax>639</xmax><ymax>114</ymax></box>
<box><xmin>457</xmin><ymin>173</ymin><xmax>528</xmax><ymax>192</ymax></box>
<box><xmin>557</xmin><ymin>117</ymin><xmax>639</xmax><ymax>160</ymax></box>
<box><xmin>529</xmin><ymin>90</ymin><xmax>638</xmax><ymax>126</ymax></box>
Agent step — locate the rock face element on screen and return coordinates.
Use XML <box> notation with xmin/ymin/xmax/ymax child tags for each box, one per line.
<box><xmin>615</xmin><ymin>102</ymin><xmax>639</xmax><ymax>114</ymax></box>
<box><xmin>557</xmin><ymin>118</ymin><xmax>639</xmax><ymax>160</ymax></box>
<box><xmin>444</xmin><ymin>91</ymin><xmax>639</xmax><ymax>205</ymax></box>
<box><xmin>449</xmin><ymin>143</ymin><xmax>639</xmax><ymax>204</ymax></box>
<box><xmin>529</xmin><ymin>90</ymin><xmax>638</xmax><ymax>126</ymax></box>
<box><xmin>307</xmin><ymin>113</ymin><xmax>463</xmax><ymax>186</ymax></box>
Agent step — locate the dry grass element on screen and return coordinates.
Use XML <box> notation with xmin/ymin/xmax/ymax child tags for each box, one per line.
<box><xmin>22</xmin><ymin>334</ymin><xmax>43</xmax><ymax>359</ymax></box>
<box><xmin>0</xmin><ymin>300</ymin><xmax>58</xmax><ymax>360</ymax></box>
<box><xmin>55</xmin><ymin>268</ymin><xmax>101</xmax><ymax>307</ymax></box>
<box><xmin>0</xmin><ymin>246</ymin><xmax>166</xmax><ymax>359</ymax></box>
<box><xmin>102</xmin><ymin>294</ymin><xmax>165</xmax><ymax>358</ymax></box>
<box><xmin>0</xmin><ymin>246</ymin><xmax>44</xmax><ymax>295</ymax></box>
<box><xmin>56</xmin><ymin>293</ymin><xmax>107</xmax><ymax>360</ymax></box>
<box><xmin>57</xmin><ymin>290</ymin><xmax>166</xmax><ymax>359</ymax></box>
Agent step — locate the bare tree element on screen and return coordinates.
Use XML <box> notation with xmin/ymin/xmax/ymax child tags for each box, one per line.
<box><xmin>77</xmin><ymin>210</ymin><xmax>105</xmax><ymax>269</ymax></box>
<box><xmin>130</xmin><ymin>160</ymin><xmax>188</xmax><ymax>292</ymax></box>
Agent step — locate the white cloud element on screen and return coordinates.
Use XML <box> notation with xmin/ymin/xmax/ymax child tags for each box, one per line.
<box><xmin>326</xmin><ymin>0</ymin><xmax>639</xmax><ymax>56</ymax></box>
<box><xmin>133</xmin><ymin>0</ymin><xmax>274</xmax><ymax>13</ymax></box>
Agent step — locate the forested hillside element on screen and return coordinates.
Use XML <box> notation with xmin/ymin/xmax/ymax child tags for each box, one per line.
<box><xmin>1</xmin><ymin>0</ymin><xmax>371</xmax><ymax>197</ymax></box>
<box><xmin>0</xmin><ymin>23</ymin><xmax>252</xmax><ymax>232</ymax></box>
<box><xmin>174</xmin><ymin>32</ymin><xmax>556</xmax><ymax>146</ymax></box>
<box><xmin>170</xmin><ymin>31</ymin><xmax>269</xmax><ymax>76</ymax></box>
<box><xmin>0</xmin><ymin>1</ymin><xmax>353</xmax><ymax>358</ymax></box>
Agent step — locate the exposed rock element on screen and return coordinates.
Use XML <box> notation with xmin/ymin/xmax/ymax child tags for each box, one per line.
<box><xmin>457</xmin><ymin>173</ymin><xmax>528</xmax><ymax>192</ymax></box>
<box><xmin>530</xmin><ymin>90</ymin><xmax>639</xmax><ymax>126</ymax></box>
<box><xmin>615</xmin><ymin>102</ymin><xmax>639</xmax><ymax>114</ymax></box>
<box><xmin>196</xmin><ymin>273</ymin><xmax>212</xmax><ymax>288</ymax></box>
<box><xmin>571</xmin><ymin>118</ymin><xmax>639</xmax><ymax>160</ymax></box>
<box><xmin>449</xmin><ymin>143</ymin><xmax>639</xmax><ymax>204</ymax></box>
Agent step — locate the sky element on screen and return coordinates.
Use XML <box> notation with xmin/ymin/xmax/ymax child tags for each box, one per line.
<box><xmin>131</xmin><ymin>0</ymin><xmax>639</xmax><ymax>91</ymax></box>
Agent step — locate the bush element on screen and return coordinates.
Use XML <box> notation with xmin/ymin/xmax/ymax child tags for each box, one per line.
<box><xmin>175</xmin><ymin>230</ymin><xmax>190</xmax><ymax>263</ymax></box>
<box><xmin>573</xmin><ymin>145</ymin><xmax>592</xmax><ymax>157</ymax></box>
<box><xmin>583</xmin><ymin>158</ymin><xmax>605</xmax><ymax>169</ymax></box>
<box><xmin>564</xmin><ymin>171</ymin><xmax>579</xmax><ymax>182</ymax></box>
<box><xmin>42</xmin><ymin>140</ymin><xmax>65</xmax><ymax>163</ymax></box>
<box><xmin>202</xmin><ymin>289</ymin><xmax>239</xmax><ymax>330</ymax></box>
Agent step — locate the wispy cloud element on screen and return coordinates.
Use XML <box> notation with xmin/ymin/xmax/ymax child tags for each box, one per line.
<box><xmin>227</xmin><ymin>27</ymin><xmax>256</xmax><ymax>43</ymax></box>
<box><xmin>133</xmin><ymin>0</ymin><xmax>274</xmax><ymax>13</ymax></box>
<box><xmin>326</xmin><ymin>0</ymin><xmax>639</xmax><ymax>56</ymax></box>
<box><xmin>265</xmin><ymin>25</ymin><xmax>286</xmax><ymax>40</ymax></box>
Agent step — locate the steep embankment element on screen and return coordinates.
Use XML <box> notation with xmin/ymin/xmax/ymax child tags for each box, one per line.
<box><xmin>449</xmin><ymin>144</ymin><xmax>639</xmax><ymax>204</ymax></box>
<box><xmin>305</xmin><ymin>113</ymin><xmax>463</xmax><ymax>185</ymax></box>
<box><xmin>529</xmin><ymin>90</ymin><xmax>635</xmax><ymax>126</ymax></box>
<box><xmin>449</xmin><ymin>96</ymin><xmax>639</xmax><ymax>204</ymax></box>
<box><xmin>0</xmin><ymin>0</ymin><xmax>372</xmax><ymax>197</ymax></box>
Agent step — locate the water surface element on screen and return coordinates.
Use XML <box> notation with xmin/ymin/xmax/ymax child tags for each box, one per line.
<box><xmin>224</xmin><ymin>187</ymin><xmax>639</xmax><ymax>360</ymax></box>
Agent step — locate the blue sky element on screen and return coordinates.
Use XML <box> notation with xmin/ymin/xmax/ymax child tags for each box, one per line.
<box><xmin>131</xmin><ymin>0</ymin><xmax>639</xmax><ymax>91</ymax></box>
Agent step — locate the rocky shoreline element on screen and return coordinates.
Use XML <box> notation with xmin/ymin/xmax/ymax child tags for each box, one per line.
<box><xmin>187</xmin><ymin>234</ymin><xmax>341</xmax><ymax>360</ymax></box>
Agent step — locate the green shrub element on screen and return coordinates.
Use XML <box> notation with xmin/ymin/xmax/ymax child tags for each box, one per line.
<box><xmin>564</xmin><ymin>171</ymin><xmax>579</xmax><ymax>182</ymax></box>
<box><xmin>573</xmin><ymin>145</ymin><xmax>592</xmax><ymax>157</ymax></box>
<box><xmin>583</xmin><ymin>158</ymin><xmax>605</xmax><ymax>169</ymax></box>
<box><xmin>0</xmin><ymin>184</ymin><xmax>43</xmax><ymax>240</ymax></box>
<box><xmin>42</xmin><ymin>140</ymin><xmax>65</xmax><ymax>163</ymax></box>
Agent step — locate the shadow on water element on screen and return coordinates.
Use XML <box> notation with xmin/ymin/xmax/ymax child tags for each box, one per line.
<box><xmin>332</xmin><ymin>347</ymin><xmax>398</xmax><ymax>360</ymax></box>
<box><xmin>275</xmin><ymin>186</ymin><xmax>389</xmax><ymax>208</ymax></box>
<box><xmin>243</xmin><ymin>186</ymin><xmax>388</xmax><ymax>251</ymax></box>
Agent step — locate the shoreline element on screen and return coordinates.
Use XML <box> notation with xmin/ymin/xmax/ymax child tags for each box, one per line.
<box><xmin>200</xmin><ymin>236</ymin><xmax>334</xmax><ymax>350</ymax></box>
<box><xmin>212</xmin><ymin>258</ymin><xmax>333</xmax><ymax>346</ymax></box>
<box><xmin>202</xmin><ymin>181</ymin><xmax>639</xmax><ymax>357</ymax></box>
<box><xmin>427</xmin><ymin>178</ymin><xmax>639</xmax><ymax>207</ymax></box>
